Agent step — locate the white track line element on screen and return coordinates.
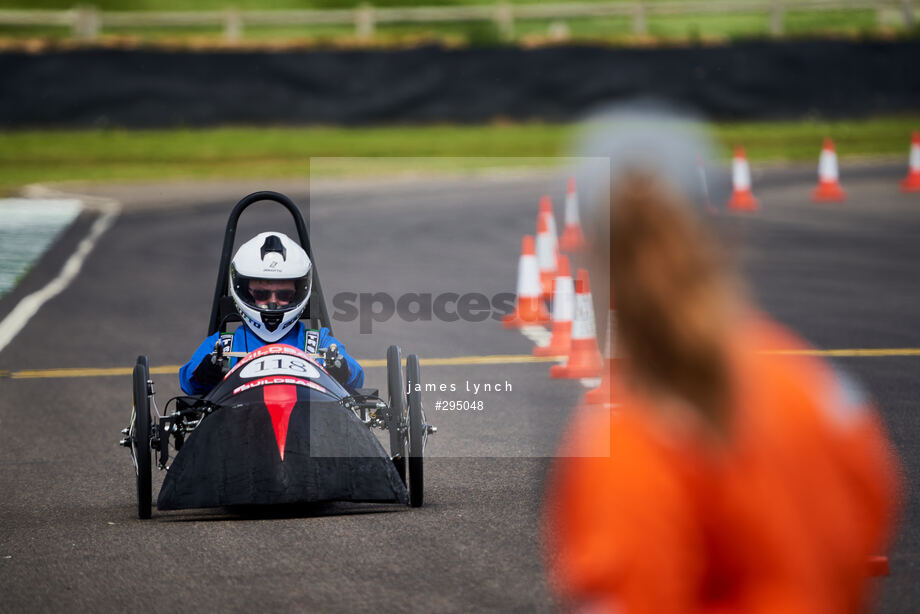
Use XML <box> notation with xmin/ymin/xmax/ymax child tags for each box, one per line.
<box><xmin>0</xmin><ymin>198</ymin><xmax>120</xmax><ymax>355</ymax></box>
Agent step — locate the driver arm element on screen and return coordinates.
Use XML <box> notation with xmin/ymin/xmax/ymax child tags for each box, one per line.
<box><xmin>317</xmin><ymin>328</ymin><xmax>364</xmax><ymax>391</ymax></box>
<box><xmin>179</xmin><ymin>332</ymin><xmax>223</xmax><ymax>395</ymax></box>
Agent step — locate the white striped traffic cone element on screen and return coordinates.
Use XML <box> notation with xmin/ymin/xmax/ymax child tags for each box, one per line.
<box><xmin>503</xmin><ymin>235</ymin><xmax>551</xmax><ymax>328</ymax></box>
<box><xmin>901</xmin><ymin>131</ymin><xmax>920</xmax><ymax>193</ymax></box>
<box><xmin>536</xmin><ymin>211</ymin><xmax>558</xmax><ymax>300</ymax></box>
<box><xmin>550</xmin><ymin>269</ymin><xmax>603</xmax><ymax>378</ymax></box>
<box><xmin>727</xmin><ymin>146</ymin><xmax>758</xmax><ymax>211</ymax></box>
<box><xmin>559</xmin><ymin>177</ymin><xmax>586</xmax><ymax>252</ymax></box>
<box><xmin>534</xmin><ymin>255</ymin><xmax>573</xmax><ymax>357</ymax></box>
<box><xmin>812</xmin><ymin>138</ymin><xmax>846</xmax><ymax>202</ymax></box>
<box><xmin>539</xmin><ymin>195</ymin><xmax>558</xmax><ymax>244</ymax></box>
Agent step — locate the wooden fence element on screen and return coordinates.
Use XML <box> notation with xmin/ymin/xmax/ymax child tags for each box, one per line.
<box><xmin>0</xmin><ymin>0</ymin><xmax>915</xmax><ymax>42</ymax></box>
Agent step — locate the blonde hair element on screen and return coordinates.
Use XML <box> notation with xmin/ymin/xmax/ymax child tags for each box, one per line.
<box><xmin>609</xmin><ymin>172</ymin><xmax>738</xmax><ymax>430</ymax></box>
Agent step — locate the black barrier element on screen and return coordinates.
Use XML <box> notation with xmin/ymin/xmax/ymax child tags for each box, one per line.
<box><xmin>1</xmin><ymin>40</ymin><xmax>918</xmax><ymax>127</ymax></box>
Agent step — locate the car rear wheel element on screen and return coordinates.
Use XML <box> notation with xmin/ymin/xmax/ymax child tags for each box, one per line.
<box><xmin>406</xmin><ymin>354</ymin><xmax>425</xmax><ymax>508</ymax></box>
<box><xmin>132</xmin><ymin>355</ymin><xmax>152</xmax><ymax>519</ymax></box>
<box><xmin>386</xmin><ymin>345</ymin><xmax>407</xmax><ymax>485</ymax></box>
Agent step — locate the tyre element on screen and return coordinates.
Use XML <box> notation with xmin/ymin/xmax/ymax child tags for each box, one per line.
<box><xmin>405</xmin><ymin>354</ymin><xmax>424</xmax><ymax>508</ymax></box>
<box><xmin>132</xmin><ymin>355</ymin><xmax>152</xmax><ymax>519</ymax></box>
<box><xmin>386</xmin><ymin>345</ymin><xmax>406</xmax><ymax>485</ymax></box>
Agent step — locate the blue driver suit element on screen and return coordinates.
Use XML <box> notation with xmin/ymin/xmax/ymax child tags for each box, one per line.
<box><xmin>179</xmin><ymin>322</ymin><xmax>364</xmax><ymax>396</ymax></box>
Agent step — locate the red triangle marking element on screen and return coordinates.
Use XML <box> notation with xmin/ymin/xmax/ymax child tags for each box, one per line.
<box><xmin>263</xmin><ymin>384</ymin><xmax>297</xmax><ymax>461</ymax></box>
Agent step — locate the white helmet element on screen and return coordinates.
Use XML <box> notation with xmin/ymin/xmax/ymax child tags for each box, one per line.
<box><xmin>229</xmin><ymin>232</ymin><xmax>312</xmax><ymax>343</ymax></box>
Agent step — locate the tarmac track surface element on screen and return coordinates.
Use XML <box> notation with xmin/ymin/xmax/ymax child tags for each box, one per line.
<box><xmin>0</xmin><ymin>165</ymin><xmax>918</xmax><ymax>612</ymax></box>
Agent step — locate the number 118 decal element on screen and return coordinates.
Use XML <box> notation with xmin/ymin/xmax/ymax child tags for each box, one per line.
<box><xmin>239</xmin><ymin>356</ymin><xmax>321</xmax><ymax>380</ymax></box>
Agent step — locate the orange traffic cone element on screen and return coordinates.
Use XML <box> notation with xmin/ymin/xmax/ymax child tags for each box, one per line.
<box><xmin>534</xmin><ymin>255</ymin><xmax>574</xmax><ymax>357</ymax></box>
<box><xmin>727</xmin><ymin>147</ymin><xmax>758</xmax><ymax>211</ymax></box>
<box><xmin>536</xmin><ymin>211</ymin><xmax>558</xmax><ymax>300</ymax></box>
<box><xmin>867</xmin><ymin>555</ymin><xmax>890</xmax><ymax>577</ymax></box>
<box><xmin>812</xmin><ymin>138</ymin><xmax>846</xmax><ymax>202</ymax></box>
<box><xmin>503</xmin><ymin>235</ymin><xmax>551</xmax><ymax>328</ymax></box>
<box><xmin>901</xmin><ymin>131</ymin><xmax>920</xmax><ymax>193</ymax></box>
<box><xmin>584</xmin><ymin>306</ymin><xmax>615</xmax><ymax>405</ymax></box>
<box><xmin>539</xmin><ymin>195</ymin><xmax>559</xmax><ymax>243</ymax></box>
<box><xmin>559</xmin><ymin>177</ymin><xmax>586</xmax><ymax>252</ymax></box>
<box><xmin>550</xmin><ymin>269</ymin><xmax>603</xmax><ymax>379</ymax></box>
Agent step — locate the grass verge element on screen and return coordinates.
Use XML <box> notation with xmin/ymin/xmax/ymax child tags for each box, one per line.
<box><xmin>0</xmin><ymin>0</ymin><xmax>913</xmax><ymax>48</ymax></box>
<box><xmin>1</xmin><ymin>115</ymin><xmax>918</xmax><ymax>191</ymax></box>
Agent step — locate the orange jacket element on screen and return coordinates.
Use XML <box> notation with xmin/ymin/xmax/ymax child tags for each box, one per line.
<box><xmin>543</xmin><ymin>316</ymin><xmax>899</xmax><ymax>614</ymax></box>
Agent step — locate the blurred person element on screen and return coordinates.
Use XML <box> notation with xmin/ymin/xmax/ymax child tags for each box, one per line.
<box><xmin>180</xmin><ymin>231</ymin><xmax>363</xmax><ymax>395</ymax></box>
<box><xmin>542</xmin><ymin>105</ymin><xmax>900</xmax><ymax>614</ymax></box>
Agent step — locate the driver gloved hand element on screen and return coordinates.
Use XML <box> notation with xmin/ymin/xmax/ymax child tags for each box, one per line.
<box><xmin>325</xmin><ymin>356</ymin><xmax>351</xmax><ymax>389</ymax></box>
<box><xmin>322</xmin><ymin>344</ymin><xmax>351</xmax><ymax>389</ymax></box>
<box><xmin>192</xmin><ymin>351</ymin><xmax>227</xmax><ymax>388</ymax></box>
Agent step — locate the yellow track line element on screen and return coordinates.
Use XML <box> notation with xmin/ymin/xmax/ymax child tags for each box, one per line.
<box><xmin>2</xmin><ymin>348</ymin><xmax>919</xmax><ymax>380</ymax></box>
<box><xmin>1</xmin><ymin>354</ymin><xmax>565</xmax><ymax>380</ymax></box>
<box><xmin>366</xmin><ymin>354</ymin><xmax>566</xmax><ymax>367</ymax></box>
<box><xmin>762</xmin><ymin>348</ymin><xmax>920</xmax><ymax>357</ymax></box>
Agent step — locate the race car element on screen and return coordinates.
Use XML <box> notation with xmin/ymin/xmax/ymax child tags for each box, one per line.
<box><xmin>120</xmin><ymin>191</ymin><xmax>434</xmax><ymax>518</ymax></box>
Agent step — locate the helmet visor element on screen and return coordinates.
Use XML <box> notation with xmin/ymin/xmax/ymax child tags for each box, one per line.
<box><xmin>232</xmin><ymin>270</ymin><xmax>312</xmax><ymax>313</ymax></box>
